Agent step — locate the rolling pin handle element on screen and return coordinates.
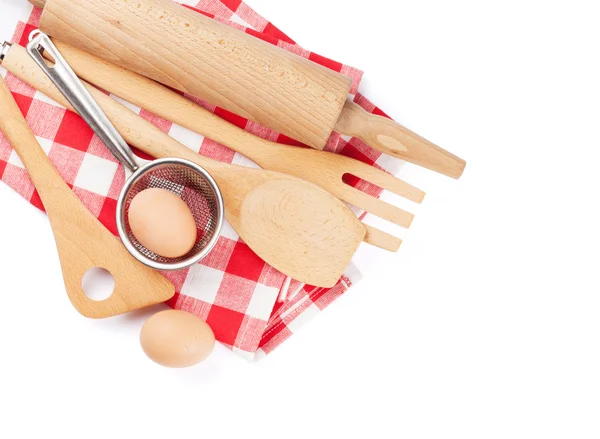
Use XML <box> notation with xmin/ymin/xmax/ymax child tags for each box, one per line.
<box><xmin>335</xmin><ymin>99</ymin><xmax>466</xmax><ymax>179</ymax></box>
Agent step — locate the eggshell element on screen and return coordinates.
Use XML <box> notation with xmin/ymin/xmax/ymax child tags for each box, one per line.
<box><xmin>128</xmin><ymin>188</ymin><xmax>197</xmax><ymax>258</ymax></box>
<box><xmin>140</xmin><ymin>310</ymin><xmax>215</xmax><ymax>368</ymax></box>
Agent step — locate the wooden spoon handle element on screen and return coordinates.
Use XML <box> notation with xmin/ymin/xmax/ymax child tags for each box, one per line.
<box><xmin>335</xmin><ymin>100</ymin><xmax>466</xmax><ymax>179</ymax></box>
<box><xmin>2</xmin><ymin>44</ymin><xmax>222</xmax><ymax>171</ymax></box>
<box><xmin>29</xmin><ymin>0</ymin><xmax>46</xmax><ymax>7</ymax></box>
<box><xmin>47</xmin><ymin>39</ymin><xmax>271</xmax><ymax>162</ymax></box>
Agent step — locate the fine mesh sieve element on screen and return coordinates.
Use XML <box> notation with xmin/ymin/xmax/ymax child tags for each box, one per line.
<box><xmin>27</xmin><ymin>32</ymin><xmax>224</xmax><ymax>271</ymax></box>
<box><xmin>117</xmin><ymin>158</ymin><xmax>223</xmax><ymax>271</ymax></box>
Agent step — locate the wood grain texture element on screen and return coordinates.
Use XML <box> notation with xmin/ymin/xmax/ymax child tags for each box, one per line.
<box><xmin>0</xmin><ymin>74</ymin><xmax>174</xmax><ymax>318</ymax></box>
<box><xmin>336</xmin><ymin>100</ymin><xmax>467</xmax><ymax>179</ymax></box>
<box><xmin>2</xmin><ymin>44</ymin><xmax>364</xmax><ymax>287</ymax></box>
<box><xmin>44</xmin><ymin>40</ymin><xmax>422</xmax><ymax>248</ymax></box>
<box><xmin>38</xmin><ymin>0</ymin><xmax>352</xmax><ymax>150</ymax></box>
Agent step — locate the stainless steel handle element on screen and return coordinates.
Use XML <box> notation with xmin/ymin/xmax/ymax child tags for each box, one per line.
<box><xmin>0</xmin><ymin>41</ymin><xmax>11</xmax><ymax>62</ymax></box>
<box><xmin>26</xmin><ymin>31</ymin><xmax>139</xmax><ymax>172</ymax></box>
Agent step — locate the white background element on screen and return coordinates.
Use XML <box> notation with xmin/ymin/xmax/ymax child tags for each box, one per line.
<box><xmin>1</xmin><ymin>0</ymin><xmax>599</xmax><ymax>438</ymax></box>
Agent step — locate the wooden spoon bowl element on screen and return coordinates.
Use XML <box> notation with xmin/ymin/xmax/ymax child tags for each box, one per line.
<box><xmin>236</xmin><ymin>178</ymin><xmax>364</xmax><ymax>287</ymax></box>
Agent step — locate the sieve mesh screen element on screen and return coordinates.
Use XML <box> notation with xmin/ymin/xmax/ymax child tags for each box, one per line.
<box><xmin>121</xmin><ymin>163</ymin><xmax>221</xmax><ymax>265</ymax></box>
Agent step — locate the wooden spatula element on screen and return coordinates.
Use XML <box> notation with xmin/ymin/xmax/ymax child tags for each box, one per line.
<box><xmin>0</xmin><ymin>73</ymin><xmax>174</xmax><ymax>318</ymax></box>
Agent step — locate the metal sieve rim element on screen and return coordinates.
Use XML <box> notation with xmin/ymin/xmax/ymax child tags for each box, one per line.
<box><xmin>116</xmin><ymin>157</ymin><xmax>224</xmax><ymax>271</ymax></box>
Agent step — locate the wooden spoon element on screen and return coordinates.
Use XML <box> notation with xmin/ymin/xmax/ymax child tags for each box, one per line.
<box><xmin>40</xmin><ymin>39</ymin><xmax>426</xmax><ymax>252</ymax></box>
<box><xmin>0</xmin><ymin>74</ymin><xmax>174</xmax><ymax>318</ymax></box>
<box><xmin>2</xmin><ymin>43</ymin><xmax>365</xmax><ymax>288</ymax></box>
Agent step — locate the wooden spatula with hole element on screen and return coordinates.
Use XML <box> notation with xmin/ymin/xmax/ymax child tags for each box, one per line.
<box><xmin>0</xmin><ymin>75</ymin><xmax>175</xmax><ymax>318</ymax></box>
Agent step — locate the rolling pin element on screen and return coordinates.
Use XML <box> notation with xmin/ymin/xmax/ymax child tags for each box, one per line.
<box><xmin>30</xmin><ymin>0</ymin><xmax>465</xmax><ymax>178</ymax></box>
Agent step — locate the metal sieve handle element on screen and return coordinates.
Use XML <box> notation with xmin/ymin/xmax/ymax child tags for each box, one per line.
<box><xmin>26</xmin><ymin>31</ymin><xmax>139</xmax><ymax>172</ymax></box>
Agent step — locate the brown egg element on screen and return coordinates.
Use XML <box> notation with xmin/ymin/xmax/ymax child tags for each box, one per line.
<box><xmin>128</xmin><ymin>188</ymin><xmax>197</xmax><ymax>258</ymax></box>
<box><xmin>140</xmin><ymin>310</ymin><xmax>215</xmax><ymax>368</ymax></box>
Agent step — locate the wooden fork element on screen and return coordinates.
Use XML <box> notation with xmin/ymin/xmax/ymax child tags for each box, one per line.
<box><xmin>30</xmin><ymin>39</ymin><xmax>426</xmax><ymax>251</ymax></box>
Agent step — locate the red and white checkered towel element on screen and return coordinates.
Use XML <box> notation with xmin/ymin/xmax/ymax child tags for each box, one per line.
<box><xmin>0</xmin><ymin>0</ymin><xmax>404</xmax><ymax>360</ymax></box>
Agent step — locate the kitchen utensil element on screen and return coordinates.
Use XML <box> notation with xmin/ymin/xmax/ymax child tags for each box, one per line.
<box><xmin>40</xmin><ymin>40</ymin><xmax>428</xmax><ymax>252</ymax></box>
<box><xmin>0</xmin><ymin>69</ymin><xmax>174</xmax><ymax>318</ymax></box>
<box><xmin>26</xmin><ymin>32</ymin><xmax>225</xmax><ymax>271</ymax></box>
<box><xmin>2</xmin><ymin>42</ymin><xmax>366</xmax><ymax>288</ymax></box>
<box><xmin>31</xmin><ymin>0</ymin><xmax>466</xmax><ymax>179</ymax></box>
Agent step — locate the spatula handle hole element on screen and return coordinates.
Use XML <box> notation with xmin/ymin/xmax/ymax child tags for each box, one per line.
<box><xmin>82</xmin><ymin>267</ymin><xmax>115</xmax><ymax>301</ymax></box>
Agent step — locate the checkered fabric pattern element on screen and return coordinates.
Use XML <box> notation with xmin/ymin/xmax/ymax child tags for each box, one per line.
<box><xmin>0</xmin><ymin>0</ymin><xmax>404</xmax><ymax>360</ymax></box>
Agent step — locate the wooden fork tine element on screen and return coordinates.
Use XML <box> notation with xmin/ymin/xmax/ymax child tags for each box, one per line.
<box><xmin>363</xmin><ymin>225</ymin><xmax>402</xmax><ymax>252</ymax></box>
<box><xmin>340</xmin><ymin>185</ymin><xmax>415</xmax><ymax>228</ymax></box>
<box><xmin>345</xmin><ymin>160</ymin><xmax>426</xmax><ymax>203</ymax></box>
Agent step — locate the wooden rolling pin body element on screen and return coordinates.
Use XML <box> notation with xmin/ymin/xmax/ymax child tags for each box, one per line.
<box><xmin>34</xmin><ymin>0</ymin><xmax>465</xmax><ymax>178</ymax></box>
<box><xmin>37</xmin><ymin>0</ymin><xmax>352</xmax><ymax>150</ymax></box>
